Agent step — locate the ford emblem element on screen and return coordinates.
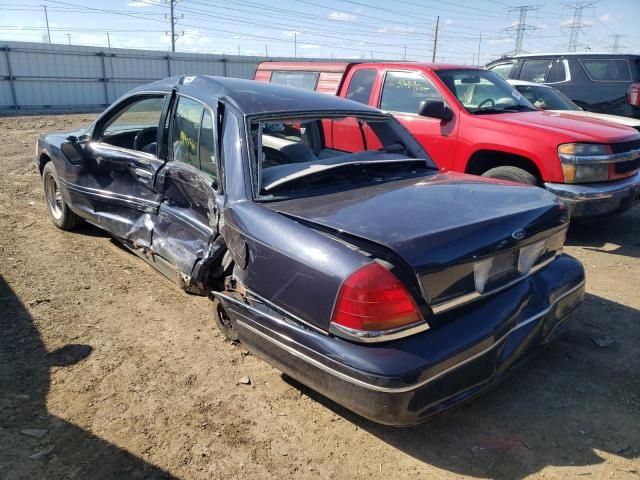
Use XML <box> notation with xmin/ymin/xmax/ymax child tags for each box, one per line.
<box><xmin>512</xmin><ymin>229</ymin><xmax>526</xmax><ymax>240</ymax></box>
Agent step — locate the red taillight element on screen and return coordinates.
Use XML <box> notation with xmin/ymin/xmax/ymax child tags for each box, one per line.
<box><xmin>627</xmin><ymin>83</ymin><xmax>640</xmax><ymax>106</ymax></box>
<box><xmin>331</xmin><ymin>263</ymin><xmax>422</xmax><ymax>333</ymax></box>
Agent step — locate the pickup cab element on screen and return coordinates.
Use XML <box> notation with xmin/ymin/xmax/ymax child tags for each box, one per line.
<box><xmin>255</xmin><ymin>62</ymin><xmax>640</xmax><ymax>220</ymax></box>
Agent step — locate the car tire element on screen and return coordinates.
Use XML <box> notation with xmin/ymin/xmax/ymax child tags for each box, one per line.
<box><xmin>212</xmin><ymin>296</ymin><xmax>239</xmax><ymax>342</ymax></box>
<box><xmin>42</xmin><ymin>161</ymin><xmax>83</xmax><ymax>230</ymax></box>
<box><xmin>482</xmin><ymin>166</ymin><xmax>538</xmax><ymax>186</ymax></box>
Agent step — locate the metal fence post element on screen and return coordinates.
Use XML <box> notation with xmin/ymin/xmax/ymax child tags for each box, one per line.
<box><xmin>3</xmin><ymin>47</ymin><xmax>18</xmax><ymax>110</ymax></box>
<box><xmin>99</xmin><ymin>51</ymin><xmax>109</xmax><ymax>106</ymax></box>
<box><xmin>222</xmin><ymin>55</ymin><xmax>227</xmax><ymax>77</ymax></box>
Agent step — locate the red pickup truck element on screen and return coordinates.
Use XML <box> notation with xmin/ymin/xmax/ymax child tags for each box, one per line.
<box><xmin>255</xmin><ymin>62</ymin><xmax>640</xmax><ymax>220</ymax></box>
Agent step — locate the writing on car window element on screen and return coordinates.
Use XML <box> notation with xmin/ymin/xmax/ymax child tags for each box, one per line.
<box><xmin>380</xmin><ymin>71</ymin><xmax>443</xmax><ymax>115</ymax></box>
<box><xmin>172</xmin><ymin>97</ymin><xmax>204</xmax><ymax>169</ymax></box>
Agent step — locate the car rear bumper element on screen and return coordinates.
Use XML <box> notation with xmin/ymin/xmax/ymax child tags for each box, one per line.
<box><xmin>216</xmin><ymin>254</ymin><xmax>585</xmax><ymax>426</ymax></box>
<box><xmin>544</xmin><ymin>172</ymin><xmax>640</xmax><ymax>220</ymax></box>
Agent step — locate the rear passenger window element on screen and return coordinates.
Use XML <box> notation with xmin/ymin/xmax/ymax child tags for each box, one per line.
<box><xmin>546</xmin><ymin>59</ymin><xmax>567</xmax><ymax>83</ymax></box>
<box><xmin>380</xmin><ymin>71</ymin><xmax>443</xmax><ymax>114</ymax></box>
<box><xmin>199</xmin><ymin>110</ymin><xmax>218</xmax><ymax>186</ymax></box>
<box><xmin>345</xmin><ymin>69</ymin><xmax>376</xmax><ymax>104</ymax></box>
<box><xmin>520</xmin><ymin>60</ymin><xmax>552</xmax><ymax>83</ymax></box>
<box><xmin>489</xmin><ymin>63</ymin><xmax>515</xmax><ymax>79</ymax></box>
<box><xmin>172</xmin><ymin>96</ymin><xmax>219</xmax><ymax>187</ymax></box>
<box><xmin>271</xmin><ymin>71</ymin><xmax>319</xmax><ymax>90</ymax></box>
<box><xmin>580</xmin><ymin>59</ymin><xmax>632</xmax><ymax>82</ymax></box>
<box><xmin>172</xmin><ymin>97</ymin><xmax>204</xmax><ymax>168</ymax></box>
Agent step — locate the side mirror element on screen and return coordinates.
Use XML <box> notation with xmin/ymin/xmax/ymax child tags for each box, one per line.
<box><xmin>418</xmin><ymin>100</ymin><xmax>454</xmax><ymax>121</ymax></box>
<box><xmin>62</xmin><ymin>134</ymin><xmax>88</xmax><ymax>163</ymax></box>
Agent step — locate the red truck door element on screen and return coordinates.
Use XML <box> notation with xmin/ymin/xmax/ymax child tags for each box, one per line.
<box><xmin>372</xmin><ymin>69</ymin><xmax>458</xmax><ymax>170</ymax></box>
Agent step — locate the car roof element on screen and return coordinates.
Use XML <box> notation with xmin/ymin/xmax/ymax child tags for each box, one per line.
<box><xmin>257</xmin><ymin>61</ymin><xmax>483</xmax><ymax>72</ymax></box>
<box><xmin>364</xmin><ymin>62</ymin><xmax>483</xmax><ymax>71</ymax></box>
<box><xmin>489</xmin><ymin>52</ymin><xmax>639</xmax><ymax>63</ymax></box>
<box><xmin>128</xmin><ymin>75</ymin><xmax>383</xmax><ymax>116</ymax></box>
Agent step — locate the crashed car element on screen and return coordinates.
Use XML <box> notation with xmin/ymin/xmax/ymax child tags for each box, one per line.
<box><xmin>37</xmin><ymin>76</ymin><xmax>585</xmax><ymax>425</ymax></box>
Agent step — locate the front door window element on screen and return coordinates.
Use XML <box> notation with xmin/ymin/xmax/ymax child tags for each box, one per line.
<box><xmin>99</xmin><ymin>96</ymin><xmax>165</xmax><ymax>154</ymax></box>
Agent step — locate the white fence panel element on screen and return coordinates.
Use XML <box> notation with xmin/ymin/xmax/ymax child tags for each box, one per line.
<box><xmin>0</xmin><ymin>41</ymin><xmax>354</xmax><ymax>112</ymax></box>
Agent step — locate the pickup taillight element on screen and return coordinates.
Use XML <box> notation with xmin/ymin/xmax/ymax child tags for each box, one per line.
<box><xmin>627</xmin><ymin>83</ymin><xmax>640</xmax><ymax>106</ymax></box>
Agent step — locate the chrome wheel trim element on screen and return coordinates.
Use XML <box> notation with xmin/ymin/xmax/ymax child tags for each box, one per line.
<box><xmin>44</xmin><ymin>172</ymin><xmax>63</xmax><ymax>220</ymax></box>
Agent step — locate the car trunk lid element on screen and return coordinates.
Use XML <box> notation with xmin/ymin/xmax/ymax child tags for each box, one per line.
<box><xmin>265</xmin><ymin>172</ymin><xmax>567</xmax><ymax>274</ymax></box>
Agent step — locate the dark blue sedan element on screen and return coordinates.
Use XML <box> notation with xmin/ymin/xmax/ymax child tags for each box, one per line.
<box><xmin>36</xmin><ymin>76</ymin><xmax>585</xmax><ymax>425</ymax></box>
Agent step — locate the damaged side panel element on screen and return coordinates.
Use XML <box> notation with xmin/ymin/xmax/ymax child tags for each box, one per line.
<box><xmin>52</xmin><ymin>140</ymin><xmax>165</xmax><ymax>247</ymax></box>
<box><xmin>222</xmin><ymin>202</ymin><xmax>371</xmax><ymax>330</ymax></box>
<box><xmin>151</xmin><ymin>161</ymin><xmax>223</xmax><ymax>293</ymax></box>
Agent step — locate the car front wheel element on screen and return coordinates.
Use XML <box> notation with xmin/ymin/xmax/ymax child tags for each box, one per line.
<box><xmin>42</xmin><ymin>161</ymin><xmax>83</xmax><ymax>230</ymax></box>
<box><xmin>482</xmin><ymin>166</ymin><xmax>538</xmax><ymax>186</ymax></box>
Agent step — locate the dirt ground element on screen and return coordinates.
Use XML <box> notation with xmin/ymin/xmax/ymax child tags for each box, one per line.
<box><xmin>0</xmin><ymin>113</ymin><xmax>638</xmax><ymax>480</ymax></box>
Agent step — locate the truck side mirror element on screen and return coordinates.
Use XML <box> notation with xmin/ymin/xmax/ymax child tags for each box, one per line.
<box><xmin>418</xmin><ymin>100</ymin><xmax>453</xmax><ymax>122</ymax></box>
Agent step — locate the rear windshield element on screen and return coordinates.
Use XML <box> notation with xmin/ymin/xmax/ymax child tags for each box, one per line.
<box><xmin>248</xmin><ymin>114</ymin><xmax>435</xmax><ymax>200</ymax></box>
<box><xmin>270</xmin><ymin>71</ymin><xmax>319</xmax><ymax>91</ymax></box>
<box><xmin>579</xmin><ymin>59</ymin><xmax>632</xmax><ymax>82</ymax></box>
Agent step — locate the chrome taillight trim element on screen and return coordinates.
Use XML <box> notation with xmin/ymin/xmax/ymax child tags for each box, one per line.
<box><xmin>329</xmin><ymin>319</ymin><xmax>430</xmax><ymax>343</ymax></box>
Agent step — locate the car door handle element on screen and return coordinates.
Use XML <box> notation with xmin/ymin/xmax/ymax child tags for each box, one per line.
<box><xmin>133</xmin><ymin>168</ymin><xmax>153</xmax><ymax>179</ymax></box>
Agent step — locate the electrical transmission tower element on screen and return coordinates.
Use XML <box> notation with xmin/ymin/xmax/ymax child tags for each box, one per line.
<box><xmin>504</xmin><ymin>5</ymin><xmax>540</xmax><ymax>55</ymax></box>
<box><xmin>562</xmin><ymin>1</ymin><xmax>598</xmax><ymax>52</ymax></box>
<box><xmin>166</xmin><ymin>0</ymin><xmax>184</xmax><ymax>52</ymax></box>
<box><xmin>609</xmin><ymin>34</ymin><xmax>627</xmax><ymax>53</ymax></box>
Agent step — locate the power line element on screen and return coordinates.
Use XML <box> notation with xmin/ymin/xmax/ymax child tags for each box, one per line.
<box><xmin>171</xmin><ymin>2</ymin><xmax>432</xmax><ymax>50</ymax></box>
<box><xmin>40</xmin><ymin>0</ymin><xmax>421</xmax><ymax>57</ymax></box>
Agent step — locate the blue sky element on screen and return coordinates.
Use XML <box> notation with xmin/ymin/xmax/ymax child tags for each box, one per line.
<box><xmin>1</xmin><ymin>0</ymin><xmax>638</xmax><ymax>63</ymax></box>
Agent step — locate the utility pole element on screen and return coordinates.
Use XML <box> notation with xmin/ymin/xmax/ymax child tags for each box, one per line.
<box><xmin>42</xmin><ymin>5</ymin><xmax>51</xmax><ymax>44</ymax></box>
<box><xmin>166</xmin><ymin>0</ymin><xmax>183</xmax><ymax>52</ymax></box>
<box><xmin>170</xmin><ymin>0</ymin><xmax>176</xmax><ymax>52</ymax></box>
<box><xmin>403</xmin><ymin>45</ymin><xmax>407</xmax><ymax>61</ymax></box>
<box><xmin>294</xmin><ymin>32</ymin><xmax>297</xmax><ymax>58</ymax></box>
<box><xmin>265</xmin><ymin>44</ymin><xmax>268</xmax><ymax>57</ymax></box>
<box><xmin>477</xmin><ymin>33</ymin><xmax>482</xmax><ymax>66</ymax></box>
<box><xmin>431</xmin><ymin>15</ymin><xmax>439</xmax><ymax>63</ymax></box>
<box><xmin>66</xmin><ymin>34</ymin><xmax>71</xmax><ymax>45</ymax></box>
<box><xmin>504</xmin><ymin>5</ymin><xmax>539</xmax><ymax>55</ymax></box>
<box><xmin>562</xmin><ymin>1</ymin><xmax>598</xmax><ymax>52</ymax></box>
<box><xmin>609</xmin><ymin>34</ymin><xmax>626</xmax><ymax>53</ymax></box>
<box><xmin>106</xmin><ymin>32</ymin><xmax>112</xmax><ymax>49</ymax></box>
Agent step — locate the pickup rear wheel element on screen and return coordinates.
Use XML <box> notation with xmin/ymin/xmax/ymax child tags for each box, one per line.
<box><xmin>42</xmin><ymin>161</ymin><xmax>84</xmax><ymax>230</ymax></box>
<box><xmin>212</xmin><ymin>296</ymin><xmax>239</xmax><ymax>342</ymax></box>
<box><xmin>482</xmin><ymin>166</ymin><xmax>538</xmax><ymax>186</ymax></box>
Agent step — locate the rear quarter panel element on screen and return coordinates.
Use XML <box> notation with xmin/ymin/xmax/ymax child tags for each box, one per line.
<box><xmin>222</xmin><ymin>201</ymin><xmax>371</xmax><ymax>330</ymax></box>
